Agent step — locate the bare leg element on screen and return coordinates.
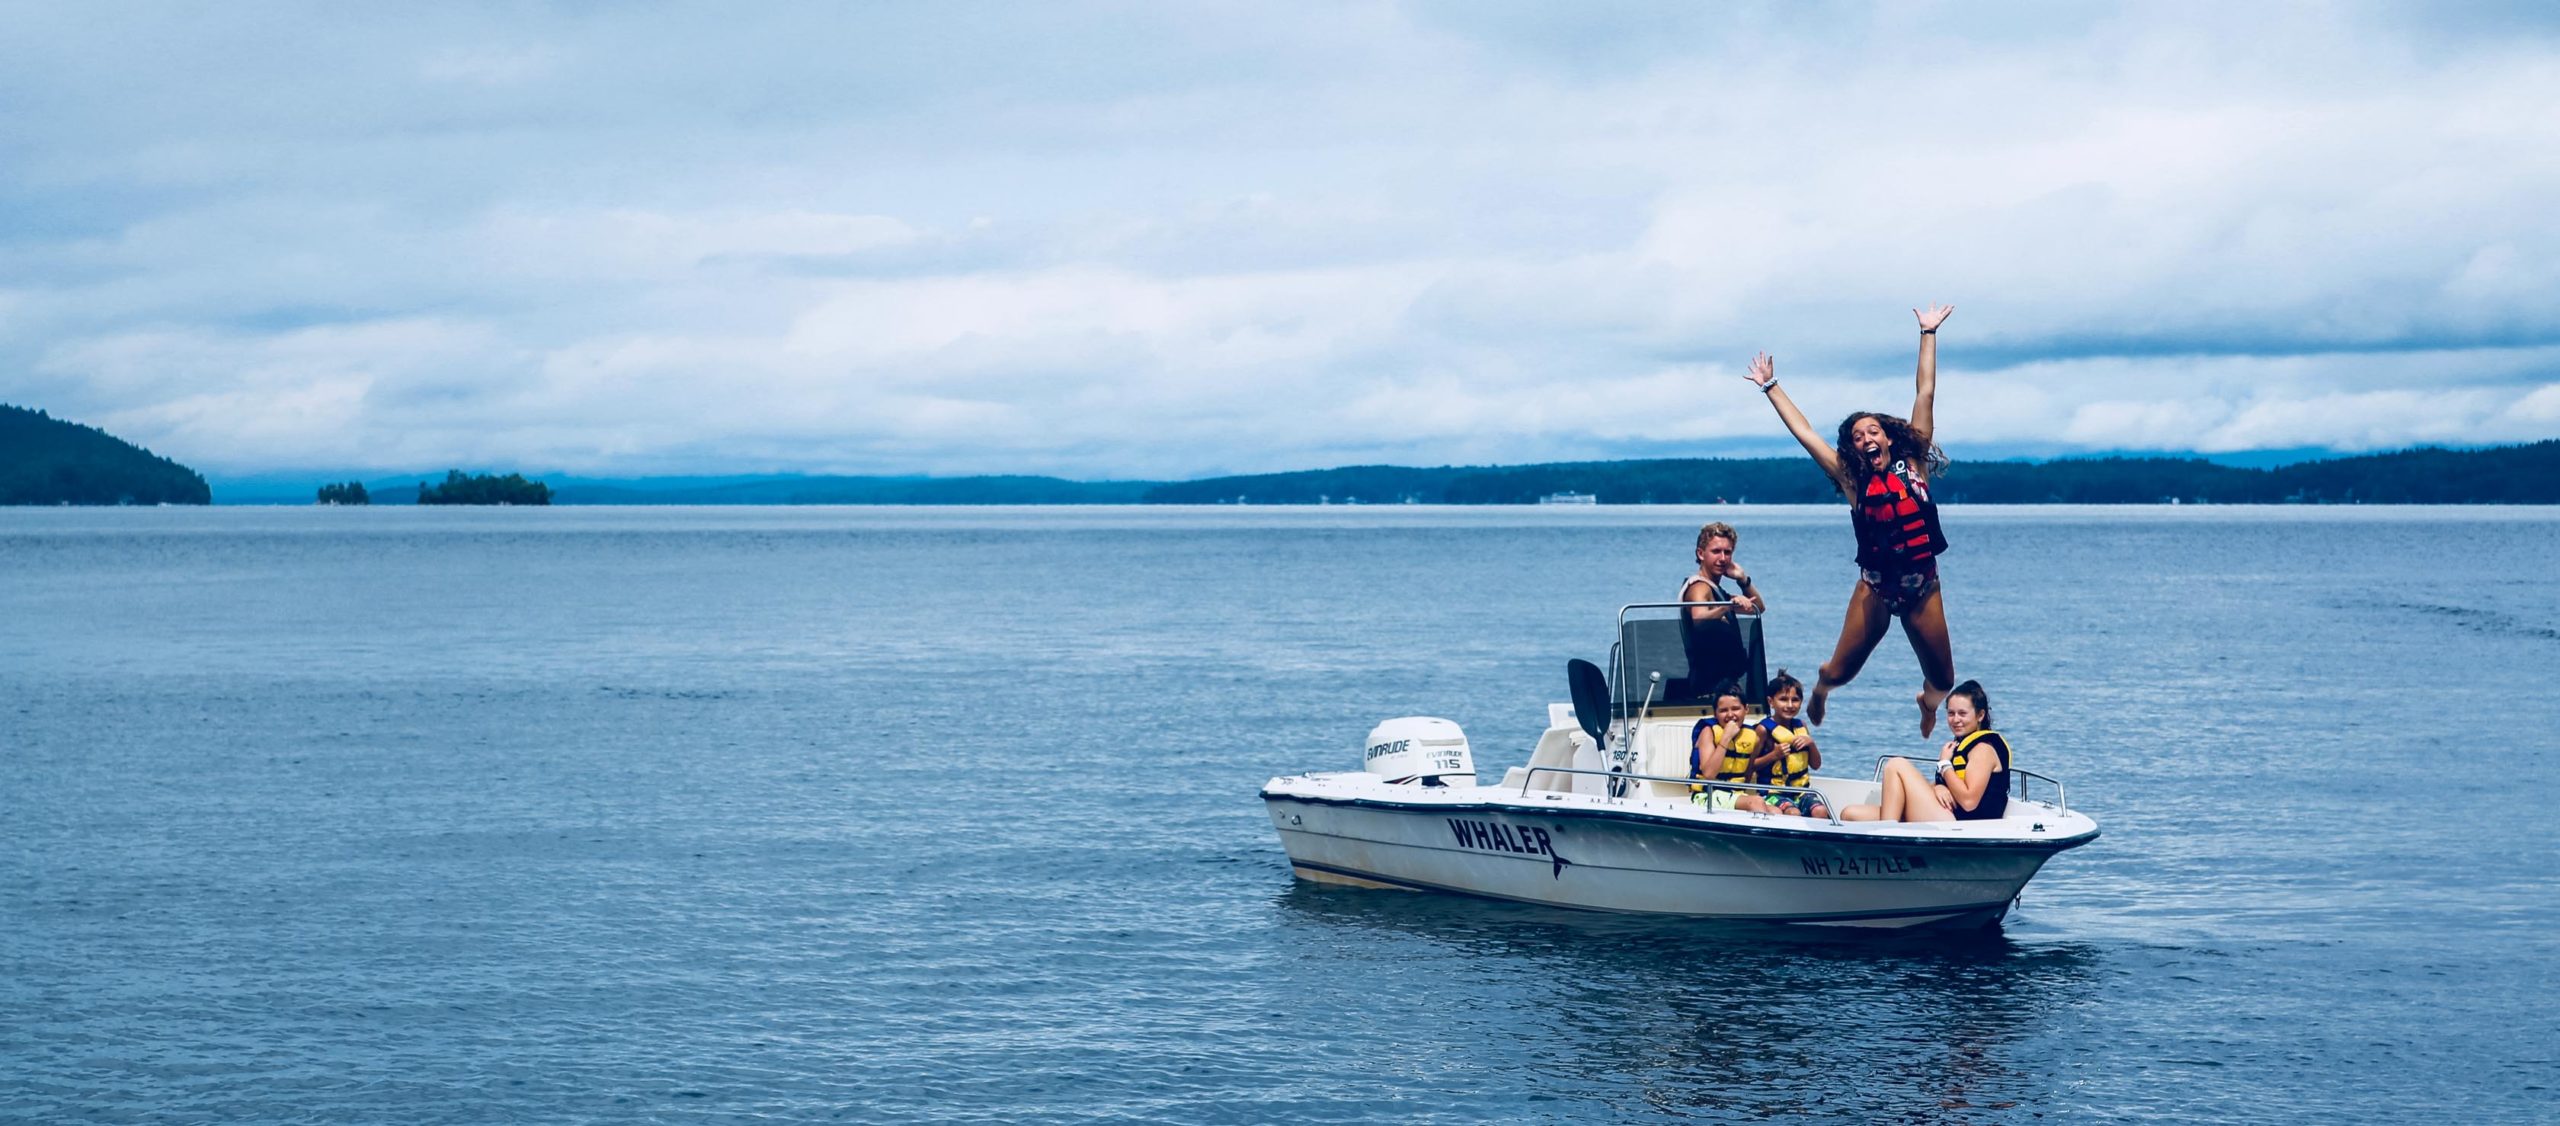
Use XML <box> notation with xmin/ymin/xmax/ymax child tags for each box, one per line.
<box><xmin>1839</xmin><ymin>804</ymin><xmax>1881</xmax><ymax>821</ymax></box>
<box><xmin>1903</xmin><ymin>780</ymin><xmax>1956</xmax><ymax>823</ymax></box>
<box><xmin>1876</xmin><ymin>759</ymin><xmax>1919</xmax><ymax>821</ymax></box>
<box><xmin>1811</xmin><ymin>579</ymin><xmax>1894</xmax><ymax>727</ymax></box>
<box><xmin>1876</xmin><ymin>758</ymin><xmax>1958</xmax><ymax>823</ymax></box>
<box><xmin>1899</xmin><ymin>585</ymin><xmax>1956</xmax><ymax>738</ymax></box>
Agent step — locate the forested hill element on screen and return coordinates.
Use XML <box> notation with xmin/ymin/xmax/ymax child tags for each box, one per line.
<box><xmin>1</xmin><ymin>405</ymin><xmax>211</xmax><ymax>505</ymax></box>
<box><xmin>1140</xmin><ymin>440</ymin><xmax>2560</xmax><ymax>505</ymax></box>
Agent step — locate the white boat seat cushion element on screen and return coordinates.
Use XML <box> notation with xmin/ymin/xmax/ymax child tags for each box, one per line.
<box><xmin>1641</xmin><ymin>721</ymin><xmax>1697</xmax><ymax>800</ymax></box>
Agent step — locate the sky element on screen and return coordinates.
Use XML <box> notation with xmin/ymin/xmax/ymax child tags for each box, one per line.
<box><xmin>4</xmin><ymin>1</ymin><xmax>2559</xmax><ymax>480</ymax></box>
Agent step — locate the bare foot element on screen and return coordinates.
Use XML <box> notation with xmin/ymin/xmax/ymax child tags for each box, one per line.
<box><xmin>1808</xmin><ymin>683</ymin><xmax>1831</xmax><ymax>727</ymax></box>
<box><xmin>1917</xmin><ymin>683</ymin><xmax>1946</xmax><ymax>738</ymax></box>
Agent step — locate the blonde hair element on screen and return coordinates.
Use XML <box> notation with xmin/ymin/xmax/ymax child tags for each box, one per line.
<box><xmin>1695</xmin><ymin>521</ymin><xmax>1738</xmax><ymax>552</ymax></box>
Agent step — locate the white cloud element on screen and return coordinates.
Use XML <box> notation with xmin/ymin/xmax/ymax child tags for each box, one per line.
<box><xmin>2513</xmin><ymin>383</ymin><xmax>2560</xmax><ymax>424</ymax></box>
<box><xmin>2202</xmin><ymin>388</ymin><xmax>2517</xmax><ymax>452</ymax></box>
<box><xmin>1</xmin><ymin>3</ymin><xmax>2557</xmax><ymax>477</ymax></box>
<box><xmin>2060</xmin><ymin>398</ymin><xmax>2235</xmax><ymax>450</ymax></box>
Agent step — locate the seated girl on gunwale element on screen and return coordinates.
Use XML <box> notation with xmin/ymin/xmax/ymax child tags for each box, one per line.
<box><xmin>1839</xmin><ymin>680</ymin><xmax>2009</xmax><ymax>823</ymax></box>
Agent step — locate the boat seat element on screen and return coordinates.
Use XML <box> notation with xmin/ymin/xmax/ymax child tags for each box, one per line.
<box><xmin>1640</xmin><ymin>720</ymin><xmax>1699</xmax><ymax>800</ymax></box>
<box><xmin>1518</xmin><ymin>726</ymin><xmax>1583</xmax><ymax>793</ymax></box>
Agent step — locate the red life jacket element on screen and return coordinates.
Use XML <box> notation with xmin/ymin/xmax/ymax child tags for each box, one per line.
<box><xmin>1851</xmin><ymin>460</ymin><xmax>1948</xmax><ymax>571</ymax></box>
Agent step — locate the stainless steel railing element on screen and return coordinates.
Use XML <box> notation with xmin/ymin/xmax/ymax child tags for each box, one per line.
<box><xmin>2012</xmin><ymin>768</ymin><xmax>2066</xmax><ymax>813</ymax></box>
<box><xmin>1872</xmin><ymin>754</ymin><xmax>2067</xmax><ymax>813</ymax></box>
<box><xmin>1611</xmin><ymin>600</ymin><xmax>1758</xmax><ymax>720</ymax></box>
<box><xmin>1604</xmin><ymin>600</ymin><xmax>1763</xmax><ymax>770</ymax></box>
<box><xmin>1517</xmin><ymin>765</ymin><xmax>1841</xmax><ymax>825</ymax></box>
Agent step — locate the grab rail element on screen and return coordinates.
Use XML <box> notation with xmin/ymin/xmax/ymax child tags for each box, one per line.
<box><xmin>1518</xmin><ymin>765</ymin><xmax>1841</xmax><ymax>825</ymax></box>
<box><xmin>2012</xmin><ymin>768</ymin><xmax>2066</xmax><ymax>814</ymax></box>
<box><xmin>1610</xmin><ymin>599</ymin><xmax>1760</xmax><ymax>724</ymax></box>
<box><xmin>1616</xmin><ymin>599</ymin><xmax>1756</xmax><ymax>620</ymax></box>
<box><xmin>1872</xmin><ymin>755</ymin><xmax>2068</xmax><ymax>814</ymax></box>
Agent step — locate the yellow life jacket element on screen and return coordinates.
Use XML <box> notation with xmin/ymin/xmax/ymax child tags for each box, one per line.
<box><xmin>1756</xmin><ymin>716</ymin><xmax>1813</xmax><ymax>789</ymax></box>
<box><xmin>1949</xmin><ymin>729</ymin><xmax>2005</xmax><ymax>777</ymax></box>
<box><xmin>1946</xmin><ymin>729</ymin><xmax>2011</xmax><ymax>820</ymax></box>
<box><xmin>1689</xmin><ymin>720</ymin><xmax>1755</xmax><ymax>795</ymax></box>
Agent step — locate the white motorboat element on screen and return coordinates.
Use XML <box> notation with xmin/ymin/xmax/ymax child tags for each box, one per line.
<box><xmin>1262</xmin><ymin>603</ymin><xmax>2099</xmax><ymax>929</ymax></box>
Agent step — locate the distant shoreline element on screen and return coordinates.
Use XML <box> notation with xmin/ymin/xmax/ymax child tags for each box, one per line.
<box><xmin>156</xmin><ymin>500</ymin><xmax>2560</xmax><ymax>510</ymax></box>
<box><xmin>200</xmin><ymin>439</ymin><xmax>2560</xmax><ymax>506</ymax></box>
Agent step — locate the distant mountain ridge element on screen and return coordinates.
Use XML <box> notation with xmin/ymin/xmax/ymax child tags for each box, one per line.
<box><xmin>0</xmin><ymin>405</ymin><xmax>210</xmax><ymax>505</ymax></box>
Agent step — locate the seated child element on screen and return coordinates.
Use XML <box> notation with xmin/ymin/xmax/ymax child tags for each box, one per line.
<box><xmin>1746</xmin><ymin>671</ymin><xmax>1828</xmax><ymax>818</ymax></box>
<box><xmin>1688</xmin><ymin>691</ymin><xmax>1768</xmax><ymax>813</ymax></box>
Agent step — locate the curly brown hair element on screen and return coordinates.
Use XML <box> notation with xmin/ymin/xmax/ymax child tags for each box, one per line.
<box><xmin>1831</xmin><ymin>411</ymin><xmax>1947</xmax><ymax>495</ymax></box>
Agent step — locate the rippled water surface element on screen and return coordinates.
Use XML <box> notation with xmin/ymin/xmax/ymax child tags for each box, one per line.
<box><xmin>4</xmin><ymin>505</ymin><xmax>2554</xmax><ymax>1122</ymax></box>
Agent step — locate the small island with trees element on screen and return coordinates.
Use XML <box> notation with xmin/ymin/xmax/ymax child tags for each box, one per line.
<box><xmin>316</xmin><ymin>481</ymin><xmax>371</xmax><ymax>505</ymax></box>
<box><xmin>416</xmin><ymin>470</ymin><xmax>552</xmax><ymax>505</ymax></box>
<box><xmin>1</xmin><ymin>404</ymin><xmax>211</xmax><ymax>505</ymax></box>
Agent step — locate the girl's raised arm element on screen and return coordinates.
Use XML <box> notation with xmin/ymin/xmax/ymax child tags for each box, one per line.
<box><xmin>1745</xmin><ymin>353</ymin><xmax>1849</xmax><ymax>492</ymax></box>
<box><xmin>1910</xmin><ymin>304</ymin><xmax>1953</xmax><ymax>445</ymax></box>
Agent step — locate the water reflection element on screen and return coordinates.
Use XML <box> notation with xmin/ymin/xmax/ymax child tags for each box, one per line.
<box><xmin>1274</xmin><ymin>882</ymin><xmax>2104</xmax><ymax>1119</ymax></box>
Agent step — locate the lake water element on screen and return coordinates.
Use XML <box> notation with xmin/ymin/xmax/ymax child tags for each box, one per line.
<box><xmin>3</xmin><ymin>505</ymin><xmax>2554</xmax><ymax>1123</ymax></box>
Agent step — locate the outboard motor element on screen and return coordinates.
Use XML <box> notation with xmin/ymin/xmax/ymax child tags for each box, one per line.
<box><xmin>1363</xmin><ymin>717</ymin><xmax>1476</xmax><ymax>787</ymax></box>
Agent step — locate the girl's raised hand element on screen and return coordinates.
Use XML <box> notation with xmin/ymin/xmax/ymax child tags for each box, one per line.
<box><xmin>1744</xmin><ymin>352</ymin><xmax>1776</xmax><ymax>389</ymax></box>
<box><xmin>1914</xmin><ymin>304</ymin><xmax>1955</xmax><ymax>332</ymax></box>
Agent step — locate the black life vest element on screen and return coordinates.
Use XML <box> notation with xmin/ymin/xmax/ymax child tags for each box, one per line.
<box><xmin>1851</xmin><ymin>459</ymin><xmax>1949</xmax><ymax>572</ymax></box>
<box><xmin>1677</xmin><ymin>574</ymin><xmax>1746</xmax><ymax>700</ymax></box>
<box><xmin>1949</xmin><ymin>729</ymin><xmax>2010</xmax><ymax>821</ymax></box>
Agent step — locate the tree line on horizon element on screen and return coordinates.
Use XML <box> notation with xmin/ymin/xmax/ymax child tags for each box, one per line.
<box><xmin>298</xmin><ymin>441</ymin><xmax>2560</xmax><ymax>506</ymax></box>
<box><xmin>1137</xmin><ymin>441</ymin><xmax>2560</xmax><ymax>506</ymax></box>
<box><xmin>6</xmin><ymin>396</ymin><xmax>2555</xmax><ymax>506</ymax></box>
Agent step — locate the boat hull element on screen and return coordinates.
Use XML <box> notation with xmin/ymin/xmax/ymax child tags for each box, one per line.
<box><xmin>1264</xmin><ymin>779</ymin><xmax>2097</xmax><ymax>929</ymax></box>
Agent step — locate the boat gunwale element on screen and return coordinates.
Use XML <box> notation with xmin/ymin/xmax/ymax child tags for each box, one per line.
<box><xmin>1260</xmin><ymin>785</ymin><xmax>2101</xmax><ymax>853</ymax></box>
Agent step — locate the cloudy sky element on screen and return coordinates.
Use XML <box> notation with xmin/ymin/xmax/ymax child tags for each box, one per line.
<box><xmin>5</xmin><ymin>2</ymin><xmax>2558</xmax><ymax>479</ymax></box>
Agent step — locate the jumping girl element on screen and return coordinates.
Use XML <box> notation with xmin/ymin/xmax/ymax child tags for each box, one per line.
<box><xmin>1743</xmin><ymin>304</ymin><xmax>1958</xmax><ymax>735</ymax></box>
